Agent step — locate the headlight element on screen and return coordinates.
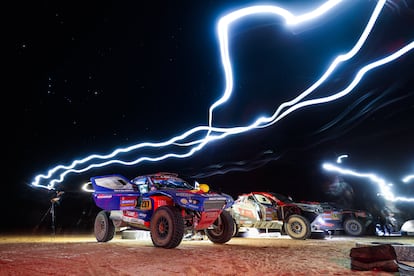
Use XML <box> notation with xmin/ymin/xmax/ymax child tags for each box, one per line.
<box><xmin>179</xmin><ymin>198</ymin><xmax>199</xmax><ymax>205</ymax></box>
<box><xmin>189</xmin><ymin>199</ymin><xmax>199</xmax><ymax>205</ymax></box>
<box><xmin>300</xmin><ymin>205</ymin><xmax>321</xmax><ymax>213</ymax></box>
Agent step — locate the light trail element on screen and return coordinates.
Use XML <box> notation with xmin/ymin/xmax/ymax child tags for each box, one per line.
<box><xmin>323</xmin><ymin>162</ymin><xmax>414</xmax><ymax>202</ymax></box>
<box><xmin>336</xmin><ymin>155</ymin><xmax>348</xmax><ymax>164</ymax></box>
<box><xmin>403</xmin><ymin>174</ymin><xmax>414</xmax><ymax>183</ymax></box>
<box><xmin>31</xmin><ymin>0</ymin><xmax>413</xmax><ymax>190</ymax></box>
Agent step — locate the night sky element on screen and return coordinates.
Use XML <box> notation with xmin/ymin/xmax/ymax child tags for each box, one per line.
<box><xmin>8</xmin><ymin>0</ymin><xmax>414</xmax><ymax>232</ymax></box>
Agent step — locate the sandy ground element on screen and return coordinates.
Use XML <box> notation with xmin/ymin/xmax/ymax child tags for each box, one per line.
<box><xmin>0</xmin><ymin>232</ymin><xmax>413</xmax><ymax>276</ymax></box>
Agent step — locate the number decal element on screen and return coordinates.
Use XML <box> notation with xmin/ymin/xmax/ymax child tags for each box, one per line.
<box><xmin>140</xmin><ymin>199</ymin><xmax>152</xmax><ymax>210</ymax></box>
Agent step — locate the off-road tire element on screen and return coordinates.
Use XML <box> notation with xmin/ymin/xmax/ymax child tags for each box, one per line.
<box><xmin>284</xmin><ymin>214</ymin><xmax>311</xmax><ymax>240</ymax></box>
<box><xmin>150</xmin><ymin>206</ymin><xmax>184</xmax><ymax>248</ymax></box>
<box><xmin>205</xmin><ymin>210</ymin><xmax>234</xmax><ymax>243</ymax></box>
<box><xmin>344</xmin><ymin>218</ymin><xmax>365</xmax><ymax>236</ymax></box>
<box><xmin>233</xmin><ymin>220</ymin><xmax>240</xmax><ymax>237</ymax></box>
<box><xmin>94</xmin><ymin>210</ymin><xmax>115</xmax><ymax>242</ymax></box>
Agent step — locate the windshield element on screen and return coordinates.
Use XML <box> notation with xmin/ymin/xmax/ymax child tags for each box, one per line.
<box><xmin>269</xmin><ymin>192</ymin><xmax>294</xmax><ymax>203</ymax></box>
<box><xmin>152</xmin><ymin>177</ymin><xmax>194</xmax><ymax>190</ymax></box>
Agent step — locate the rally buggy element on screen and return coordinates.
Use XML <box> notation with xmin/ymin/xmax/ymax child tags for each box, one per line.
<box><xmin>314</xmin><ymin>202</ymin><xmax>374</xmax><ymax>236</ymax></box>
<box><xmin>90</xmin><ymin>172</ymin><xmax>234</xmax><ymax>248</ymax></box>
<box><xmin>229</xmin><ymin>192</ymin><xmax>324</xmax><ymax>240</ymax></box>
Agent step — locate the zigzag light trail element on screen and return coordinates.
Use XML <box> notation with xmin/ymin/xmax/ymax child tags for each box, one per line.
<box><xmin>31</xmin><ymin>0</ymin><xmax>413</xmax><ymax>190</ymax></box>
<box><xmin>323</xmin><ymin>162</ymin><xmax>414</xmax><ymax>203</ymax></box>
<box><xmin>213</xmin><ymin>0</ymin><xmax>383</xmax><ymax>131</ymax></box>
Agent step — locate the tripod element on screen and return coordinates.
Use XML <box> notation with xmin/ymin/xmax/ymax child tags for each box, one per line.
<box><xmin>35</xmin><ymin>191</ymin><xmax>64</xmax><ymax>235</ymax></box>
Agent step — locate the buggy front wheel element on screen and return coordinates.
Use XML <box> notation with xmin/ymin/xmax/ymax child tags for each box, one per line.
<box><xmin>150</xmin><ymin>206</ymin><xmax>184</xmax><ymax>248</ymax></box>
<box><xmin>205</xmin><ymin>210</ymin><xmax>234</xmax><ymax>244</ymax></box>
<box><xmin>284</xmin><ymin>214</ymin><xmax>311</xmax><ymax>240</ymax></box>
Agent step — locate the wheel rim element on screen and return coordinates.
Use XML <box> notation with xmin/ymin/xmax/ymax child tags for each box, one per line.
<box><xmin>349</xmin><ymin>223</ymin><xmax>358</xmax><ymax>231</ymax></box>
<box><xmin>290</xmin><ymin>221</ymin><xmax>303</xmax><ymax>234</ymax></box>
<box><xmin>95</xmin><ymin>214</ymin><xmax>106</xmax><ymax>240</ymax></box>
<box><xmin>210</xmin><ymin>216</ymin><xmax>224</xmax><ymax>236</ymax></box>
<box><xmin>346</xmin><ymin>220</ymin><xmax>361</xmax><ymax>234</ymax></box>
<box><xmin>285</xmin><ymin>215</ymin><xmax>311</xmax><ymax>239</ymax></box>
<box><xmin>156</xmin><ymin>217</ymin><xmax>170</xmax><ymax>238</ymax></box>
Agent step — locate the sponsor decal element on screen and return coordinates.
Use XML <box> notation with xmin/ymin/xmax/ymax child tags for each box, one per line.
<box><xmin>240</xmin><ymin>209</ymin><xmax>255</xmax><ymax>218</ymax></box>
<box><xmin>176</xmin><ymin>192</ymin><xmax>193</xmax><ymax>197</ymax></box>
<box><xmin>122</xmin><ymin>216</ymin><xmax>145</xmax><ymax>225</ymax></box>
<box><xmin>180</xmin><ymin>198</ymin><xmax>188</xmax><ymax>204</ymax></box>
<box><xmin>201</xmin><ymin>194</ymin><xmax>227</xmax><ymax>200</ymax></box>
<box><xmin>120</xmin><ymin>196</ymin><xmax>137</xmax><ymax>208</ymax></box>
<box><xmin>138</xmin><ymin>213</ymin><xmax>147</xmax><ymax>219</ymax></box>
<box><xmin>96</xmin><ymin>194</ymin><xmax>112</xmax><ymax>199</ymax></box>
<box><xmin>323</xmin><ymin>212</ymin><xmax>341</xmax><ymax>220</ymax></box>
<box><xmin>154</xmin><ymin>199</ymin><xmax>168</xmax><ymax>206</ymax></box>
<box><xmin>124</xmin><ymin>210</ymin><xmax>138</xmax><ymax>218</ymax></box>
<box><xmin>121</xmin><ymin>200</ymin><xmax>136</xmax><ymax>204</ymax></box>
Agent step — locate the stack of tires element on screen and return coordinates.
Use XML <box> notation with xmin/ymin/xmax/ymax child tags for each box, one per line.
<box><xmin>350</xmin><ymin>244</ymin><xmax>398</xmax><ymax>272</ymax></box>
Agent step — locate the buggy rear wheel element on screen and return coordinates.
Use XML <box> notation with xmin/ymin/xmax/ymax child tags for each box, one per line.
<box><xmin>344</xmin><ymin>218</ymin><xmax>365</xmax><ymax>236</ymax></box>
<box><xmin>94</xmin><ymin>210</ymin><xmax>115</xmax><ymax>242</ymax></box>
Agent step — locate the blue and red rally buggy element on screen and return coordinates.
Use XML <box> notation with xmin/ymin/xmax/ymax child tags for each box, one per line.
<box><xmin>90</xmin><ymin>172</ymin><xmax>234</xmax><ymax>248</ymax></box>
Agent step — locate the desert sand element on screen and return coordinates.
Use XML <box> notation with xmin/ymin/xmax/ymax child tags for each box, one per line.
<box><xmin>1</xmin><ymin>232</ymin><xmax>413</xmax><ymax>275</ymax></box>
